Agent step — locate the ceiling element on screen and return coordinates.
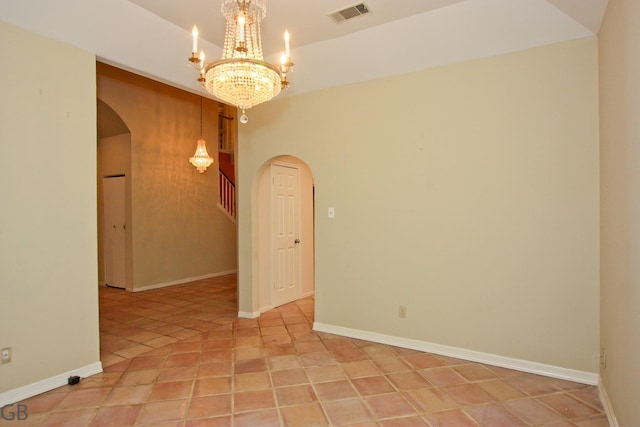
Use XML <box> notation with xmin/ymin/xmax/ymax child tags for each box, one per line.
<box><xmin>0</xmin><ymin>0</ymin><xmax>608</xmax><ymax>100</ymax></box>
<box><xmin>128</xmin><ymin>0</ymin><xmax>470</xmax><ymax>57</ymax></box>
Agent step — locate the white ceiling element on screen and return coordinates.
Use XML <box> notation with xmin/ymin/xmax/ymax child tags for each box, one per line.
<box><xmin>0</xmin><ymin>0</ymin><xmax>608</xmax><ymax>101</ymax></box>
<box><xmin>127</xmin><ymin>0</ymin><xmax>469</xmax><ymax>57</ymax></box>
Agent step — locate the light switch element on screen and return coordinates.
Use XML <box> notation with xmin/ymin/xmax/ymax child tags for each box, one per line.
<box><xmin>328</xmin><ymin>207</ymin><xmax>335</xmax><ymax>218</ymax></box>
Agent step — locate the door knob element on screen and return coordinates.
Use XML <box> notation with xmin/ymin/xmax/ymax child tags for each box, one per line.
<box><xmin>294</xmin><ymin>239</ymin><xmax>300</xmax><ymax>244</ymax></box>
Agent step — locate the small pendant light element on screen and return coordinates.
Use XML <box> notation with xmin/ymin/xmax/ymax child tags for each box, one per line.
<box><xmin>189</xmin><ymin>97</ymin><xmax>214</xmax><ymax>173</ymax></box>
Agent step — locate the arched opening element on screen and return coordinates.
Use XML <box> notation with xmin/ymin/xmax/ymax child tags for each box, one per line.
<box><xmin>96</xmin><ymin>98</ymin><xmax>133</xmax><ymax>290</ymax></box>
<box><xmin>254</xmin><ymin>155</ymin><xmax>315</xmax><ymax>313</ymax></box>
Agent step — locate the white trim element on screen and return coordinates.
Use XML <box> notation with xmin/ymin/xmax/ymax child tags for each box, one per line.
<box><xmin>238</xmin><ymin>311</ymin><xmax>260</xmax><ymax>319</ymax></box>
<box><xmin>313</xmin><ymin>322</ymin><xmax>599</xmax><ymax>385</ymax></box>
<box><xmin>0</xmin><ymin>362</ymin><xmax>103</xmax><ymax>406</ymax></box>
<box><xmin>131</xmin><ymin>270</ymin><xmax>237</xmax><ymax>292</ymax></box>
<box><xmin>598</xmin><ymin>377</ymin><xmax>620</xmax><ymax>427</ymax></box>
<box><xmin>260</xmin><ymin>305</ymin><xmax>275</xmax><ymax>314</ymax></box>
<box><xmin>301</xmin><ymin>290</ymin><xmax>315</xmax><ymax>299</ymax></box>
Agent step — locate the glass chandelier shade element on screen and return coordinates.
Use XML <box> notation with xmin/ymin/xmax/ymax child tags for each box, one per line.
<box><xmin>190</xmin><ymin>137</ymin><xmax>214</xmax><ymax>173</ymax></box>
<box><xmin>204</xmin><ymin>59</ymin><xmax>282</xmax><ymax>112</ymax></box>
<box><xmin>189</xmin><ymin>0</ymin><xmax>293</xmax><ymax>122</ymax></box>
<box><xmin>189</xmin><ymin>98</ymin><xmax>214</xmax><ymax>173</ymax></box>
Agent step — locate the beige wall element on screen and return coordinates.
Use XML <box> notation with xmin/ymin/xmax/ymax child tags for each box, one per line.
<box><xmin>599</xmin><ymin>0</ymin><xmax>640</xmax><ymax>425</ymax></box>
<box><xmin>97</xmin><ymin>64</ymin><xmax>237</xmax><ymax>289</ymax></box>
<box><xmin>238</xmin><ymin>37</ymin><xmax>600</xmax><ymax>373</ymax></box>
<box><xmin>0</xmin><ymin>21</ymin><xmax>100</xmax><ymax>393</ymax></box>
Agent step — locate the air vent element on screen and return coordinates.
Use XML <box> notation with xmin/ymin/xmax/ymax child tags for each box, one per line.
<box><xmin>329</xmin><ymin>2</ymin><xmax>371</xmax><ymax>23</ymax></box>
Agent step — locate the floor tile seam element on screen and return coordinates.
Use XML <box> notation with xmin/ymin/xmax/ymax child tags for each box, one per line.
<box><xmin>499</xmin><ymin>396</ymin><xmax>568</xmax><ymax>425</ymax></box>
<box><xmin>131</xmin><ymin>397</ymin><xmax>187</xmax><ymax>426</ymax></box>
<box><xmin>262</xmin><ymin>362</ymin><xmax>286</xmax><ymax>427</ymax></box>
<box><xmin>301</xmin><ymin>365</ymin><xmax>344</xmax><ymax>426</ymax></box>
<box><xmin>459</xmin><ymin>404</ymin><xmax>524</xmax><ymax>427</ymax></box>
<box><xmin>443</xmin><ymin>408</ymin><xmax>483</xmax><ymax>427</ymax></box>
<box><xmin>532</xmin><ymin>393</ymin><xmax>604</xmax><ymax>421</ymax></box>
<box><xmin>177</xmin><ymin>377</ymin><xmax>198</xmax><ymax>425</ymax></box>
<box><xmin>37</xmin><ymin>406</ymin><xmax>98</xmax><ymax>427</ymax></box>
<box><xmin>329</xmin><ymin>357</ymin><xmax>409</xmax><ymax>421</ymax></box>
<box><xmin>563</xmin><ymin>391</ymin><xmax>606</xmax><ymax>413</ymax></box>
<box><xmin>437</xmin><ymin>381</ymin><xmax>499</xmax><ymax>408</ymax></box>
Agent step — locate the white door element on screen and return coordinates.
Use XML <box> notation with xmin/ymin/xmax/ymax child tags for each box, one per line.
<box><xmin>271</xmin><ymin>163</ymin><xmax>301</xmax><ymax>307</ymax></box>
<box><xmin>103</xmin><ymin>176</ymin><xmax>126</xmax><ymax>289</ymax></box>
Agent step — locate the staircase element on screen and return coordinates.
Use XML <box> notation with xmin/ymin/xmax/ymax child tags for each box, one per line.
<box><xmin>218</xmin><ymin>151</ymin><xmax>236</xmax><ymax>221</ymax></box>
<box><xmin>217</xmin><ymin>105</ymin><xmax>236</xmax><ymax>222</ymax></box>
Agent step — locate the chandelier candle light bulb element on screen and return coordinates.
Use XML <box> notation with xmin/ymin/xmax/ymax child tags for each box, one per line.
<box><xmin>198</xmin><ymin>51</ymin><xmax>206</xmax><ymax>81</ymax></box>
<box><xmin>187</xmin><ymin>0</ymin><xmax>294</xmax><ymax>123</ymax></box>
<box><xmin>284</xmin><ymin>29</ymin><xmax>290</xmax><ymax>58</ymax></box>
<box><xmin>192</xmin><ymin>25</ymin><xmax>198</xmax><ymax>53</ymax></box>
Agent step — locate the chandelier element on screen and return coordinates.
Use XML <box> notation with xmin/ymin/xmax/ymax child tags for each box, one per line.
<box><xmin>189</xmin><ymin>97</ymin><xmax>214</xmax><ymax>173</ymax></box>
<box><xmin>189</xmin><ymin>0</ymin><xmax>294</xmax><ymax>123</ymax></box>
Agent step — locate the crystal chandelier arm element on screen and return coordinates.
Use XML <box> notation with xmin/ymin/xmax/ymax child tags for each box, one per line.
<box><xmin>187</xmin><ymin>0</ymin><xmax>294</xmax><ymax>119</ymax></box>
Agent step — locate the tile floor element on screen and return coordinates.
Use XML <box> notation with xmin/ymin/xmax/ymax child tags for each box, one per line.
<box><xmin>5</xmin><ymin>274</ymin><xmax>610</xmax><ymax>426</ymax></box>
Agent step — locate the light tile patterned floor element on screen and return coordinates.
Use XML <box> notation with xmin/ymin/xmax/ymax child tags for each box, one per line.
<box><xmin>5</xmin><ymin>274</ymin><xmax>610</xmax><ymax>426</ymax></box>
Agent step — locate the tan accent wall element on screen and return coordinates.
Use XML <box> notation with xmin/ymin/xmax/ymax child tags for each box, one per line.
<box><xmin>97</xmin><ymin>64</ymin><xmax>237</xmax><ymax>289</ymax></box>
<box><xmin>238</xmin><ymin>38</ymin><xmax>600</xmax><ymax>372</ymax></box>
<box><xmin>599</xmin><ymin>0</ymin><xmax>640</xmax><ymax>424</ymax></box>
<box><xmin>0</xmin><ymin>21</ymin><xmax>100</xmax><ymax>392</ymax></box>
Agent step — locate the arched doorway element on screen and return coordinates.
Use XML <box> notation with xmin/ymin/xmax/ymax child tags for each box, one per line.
<box><xmin>96</xmin><ymin>98</ymin><xmax>132</xmax><ymax>290</ymax></box>
<box><xmin>255</xmin><ymin>156</ymin><xmax>315</xmax><ymax>312</ymax></box>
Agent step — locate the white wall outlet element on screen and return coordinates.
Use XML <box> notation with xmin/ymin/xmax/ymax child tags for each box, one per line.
<box><xmin>328</xmin><ymin>207</ymin><xmax>335</xmax><ymax>218</ymax></box>
<box><xmin>399</xmin><ymin>306</ymin><xmax>407</xmax><ymax>319</ymax></box>
<box><xmin>1</xmin><ymin>347</ymin><xmax>12</xmax><ymax>364</ymax></box>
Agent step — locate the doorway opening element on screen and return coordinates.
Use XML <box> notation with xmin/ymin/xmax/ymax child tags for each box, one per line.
<box><xmin>255</xmin><ymin>156</ymin><xmax>315</xmax><ymax>312</ymax></box>
<box><xmin>97</xmin><ymin>99</ymin><xmax>132</xmax><ymax>290</ymax></box>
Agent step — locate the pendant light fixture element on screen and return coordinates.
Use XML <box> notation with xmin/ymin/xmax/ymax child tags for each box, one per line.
<box><xmin>189</xmin><ymin>0</ymin><xmax>294</xmax><ymax>123</ymax></box>
<box><xmin>189</xmin><ymin>97</ymin><xmax>214</xmax><ymax>173</ymax></box>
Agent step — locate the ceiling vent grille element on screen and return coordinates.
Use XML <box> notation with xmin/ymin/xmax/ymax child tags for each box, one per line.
<box><xmin>329</xmin><ymin>3</ymin><xmax>371</xmax><ymax>23</ymax></box>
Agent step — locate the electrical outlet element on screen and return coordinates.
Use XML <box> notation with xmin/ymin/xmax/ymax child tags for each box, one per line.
<box><xmin>1</xmin><ymin>347</ymin><xmax>11</xmax><ymax>364</ymax></box>
<box><xmin>600</xmin><ymin>348</ymin><xmax>607</xmax><ymax>370</ymax></box>
<box><xmin>398</xmin><ymin>306</ymin><xmax>407</xmax><ymax>319</ymax></box>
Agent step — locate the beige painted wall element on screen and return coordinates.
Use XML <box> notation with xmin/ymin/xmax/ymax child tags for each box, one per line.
<box><xmin>0</xmin><ymin>21</ymin><xmax>100</xmax><ymax>393</ymax></box>
<box><xmin>599</xmin><ymin>0</ymin><xmax>640</xmax><ymax>425</ymax></box>
<box><xmin>97</xmin><ymin>64</ymin><xmax>237</xmax><ymax>289</ymax></box>
<box><xmin>238</xmin><ymin>38</ymin><xmax>600</xmax><ymax>372</ymax></box>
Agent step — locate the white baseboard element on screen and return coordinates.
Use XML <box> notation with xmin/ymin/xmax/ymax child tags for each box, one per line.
<box><xmin>0</xmin><ymin>362</ymin><xmax>103</xmax><ymax>407</ymax></box>
<box><xmin>132</xmin><ymin>270</ymin><xmax>237</xmax><ymax>292</ymax></box>
<box><xmin>313</xmin><ymin>322</ymin><xmax>599</xmax><ymax>386</ymax></box>
<box><xmin>238</xmin><ymin>311</ymin><xmax>260</xmax><ymax>319</ymax></box>
<box><xmin>598</xmin><ymin>377</ymin><xmax>620</xmax><ymax>427</ymax></box>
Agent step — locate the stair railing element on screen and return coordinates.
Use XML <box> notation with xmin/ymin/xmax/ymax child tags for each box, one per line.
<box><xmin>219</xmin><ymin>170</ymin><xmax>236</xmax><ymax>220</ymax></box>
